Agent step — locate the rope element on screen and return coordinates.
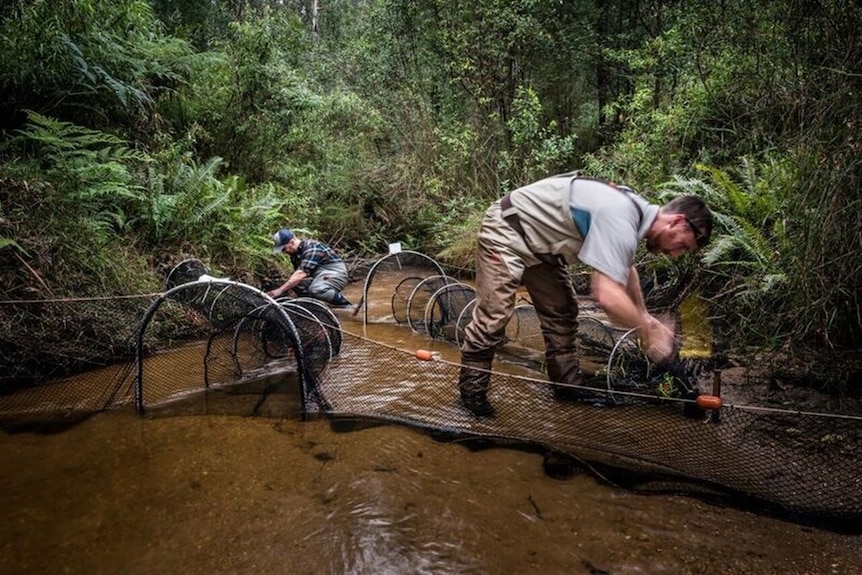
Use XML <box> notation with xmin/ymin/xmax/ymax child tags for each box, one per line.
<box><xmin>0</xmin><ymin>293</ymin><xmax>163</xmax><ymax>305</ymax></box>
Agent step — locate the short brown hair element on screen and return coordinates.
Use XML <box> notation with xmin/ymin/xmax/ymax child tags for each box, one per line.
<box><xmin>664</xmin><ymin>195</ymin><xmax>713</xmax><ymax>249</ymax></box>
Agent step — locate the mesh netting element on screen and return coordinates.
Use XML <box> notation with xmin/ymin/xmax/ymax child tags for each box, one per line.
<box><xmin>1</xmin><ymin>254</ymin><xmax>860</xmax><ymax>532</ymax></box>
<box><xmin>404</xmin><ymin>275</ymin><xmax>458</xmax><ymax>333</ymax></box>
<box><xmin>423</xmin><ymin>282</ymin><xmax>475</xmax><ymax>341</ymax></box>
<box><xmin>312</xmin><ymin>331</ymin><xmax>862</xmax><ymax>531</ymax></box>
<box><xmin>392</xmin><ymin>276</ymin><xmax>425</xmax><ymax>325</ymax></box>
<box><xmin>0</xmin><ymin>291</ymin><xmax>162</xmax><ymax>431</ymax></box>
<box><xmin>135</xmin><ymin>261</ymin><xmax>338</xmax><ymax>414</ymax></box>
<box><xmin>359</xmin><ymin>250</ymin><xmax>446</xmax><ymax>324</ymax></box>
<box><xmin>0</xmin><ymin>260</ymin><xmax>341</xmax><ymax>427</ymax></box>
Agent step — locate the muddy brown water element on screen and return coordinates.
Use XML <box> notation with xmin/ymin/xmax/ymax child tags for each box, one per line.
<box><xmin>2</xmin><ymin>279</ymin><xmax>861</xmax><ymax>574</ymax></box>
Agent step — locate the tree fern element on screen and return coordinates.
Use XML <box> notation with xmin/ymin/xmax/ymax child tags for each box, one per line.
<box><xmin>15</xmin><ymin>111</ymin><xmax>148</xmax><ymax>200</ymax></box>
<box><xmin>139</xmin><ymin>153</ymin><xmax>233</xmax><ymax>245</ymax></box>
<box><xmin>658</xmin><ymin>160</ymin><xmax>798</xmax><ymax>345</ymax></box>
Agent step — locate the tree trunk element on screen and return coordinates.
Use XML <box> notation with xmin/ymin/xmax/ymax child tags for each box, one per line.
<box><xmin>311</xmin><ymin>0</ymin><xmax>320</xmax><ymax>39</ymax></box>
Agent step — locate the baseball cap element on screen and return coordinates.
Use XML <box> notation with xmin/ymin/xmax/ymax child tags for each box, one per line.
<box><xmin>272</xmin><ymin>228</ymin><xmax>295</xmax><ymax>253</ymax></box>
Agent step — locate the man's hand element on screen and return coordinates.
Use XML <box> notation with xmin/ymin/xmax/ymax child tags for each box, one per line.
<box><xmin>641</xmin><ymin>314</ymin><xmax>677</xmax><ymax>365</ymax></box>
<box><xmin>267</xmin><ymin>286</ymin><xmax>285</xmax><ymax>299</ymax></box>
<box><xmin>591</xmin><ymin>271</ymin><xmax>678</xmax><ymax>364</ymax></box>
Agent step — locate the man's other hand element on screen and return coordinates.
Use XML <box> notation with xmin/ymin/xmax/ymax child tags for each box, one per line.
<box><xmin>642</xmin><ymin>314</ymin><xmax>676</xmax><ymax>365</ymax></box>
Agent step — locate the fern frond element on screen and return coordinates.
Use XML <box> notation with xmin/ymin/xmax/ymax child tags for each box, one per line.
<box><xmin>695</xmin><ymin>163</ymin><xmax>749</xmax><ymax>215</ymax></box>
<box><xmin>18</xmin><ymin>111</ymin><xmax>126</xmax><ymax>153</ymax></box>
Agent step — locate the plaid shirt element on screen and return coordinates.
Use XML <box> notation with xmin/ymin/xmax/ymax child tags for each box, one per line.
<box><xmin>290</xmin><ymin>239</ymin><xmax>343</xmax><ymax>276</ymax></box>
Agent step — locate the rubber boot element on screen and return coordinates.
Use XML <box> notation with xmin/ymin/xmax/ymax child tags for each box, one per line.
<box><xmin>458</xmin><ymin>358</ymin><xmax>495</xmax><ymax>417</ymax></box>
<box><xmin>546</xmin><ymin>352</ymin><xmax>590</xmax><ymax>402</ymax></box>
<box><xmin>331</xmin><ymin>292</ymin><xmax>352</xmax><ymax>307</ymax></box>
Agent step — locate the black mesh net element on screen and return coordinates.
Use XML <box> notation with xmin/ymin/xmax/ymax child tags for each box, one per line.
<box><xmin>1</xmin><ymin>254</ymin><xmax>860</xmax><ymax>532</ymax></box>
<box><xmin>0</xmin><ymin>292</ymin><xmax>156</xmax><ymax>431</ymax></box>
<box><xmin>405</xmin><ymin>275</ymin><xmax>458</xmax><ymax>333</ymax></box>
<box><xmin>359</xmin><ymin>250</ymin><xmax>446</xmax><ymax>325</ymax></box>
<box><xmin>0</xmin><ymin>260</ymin><xmax>337</xmax><ymax>427</ymax></box>
<box><xmin>422</xmin><ymin>282</ymin><xmax>475</xmax><ymax>341</ymax></box>
<box><xmin>312</xmin><ymin>331</ymin><xmax>861</xmax><ymax>531</ymax></box>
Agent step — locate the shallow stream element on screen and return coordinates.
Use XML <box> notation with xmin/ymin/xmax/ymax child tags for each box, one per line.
<box><xmin>1</xmin><ymin>281</ymin><xmax>860</xmax><ymax>574</ymax></box>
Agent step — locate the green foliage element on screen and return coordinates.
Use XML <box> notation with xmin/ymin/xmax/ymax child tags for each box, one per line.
<box><xmin>0</xmin><ymin>238</ymin><xmax>25</xmax><ymax>254</ymax></box>
<box><xmin>12</xmin><ymin>112</ymin><xmax>148</xmax><ymax>238</ymax></box>
<box><xmin>586</xmin><ymin>0</ymin><xmax>862</xmax><ymax>188</ymax></box>
<box><xmin>0</xmin><ymin>0</ymin><xmax>192</xmax><ymax>133</ymax></box>
<box><xmin>432</xmin><ymin>197</ymin><xmax>486</xmax><ymax>270</ymax></box>
<box><xmin>1</xmin><ymin>110</ymin><xmax>290</xmax><ymax>293</ymax></box>
<box><xmin>151</xmin><ymin>0</ymin><xmax>233</xmax><ymax>47</ymax></box>
<box><xmin>141</xmin><ymin>155</ymin><xmax>234</xmax><ymax>244</ymax></box>
<box><xmin>1</xmin><ymin>112</ymin><xmax>151</xmax><ymax>294</ymax></box>
<box><xmin>659</xmin><ymin>156</ymin><xmax>860</xmax><ymax>354</ymax></box>
<box><xmin>169</xmin><ymin>11</ymin><xmax>309</xmax><ymax>183</ymax></box>
<box><xmin>135</xmin><ymin>142</ymin><xmax>300</xmax><ymax>275</ymax></box>
<box><xmin>498</xmin><ymin>86</ymin><xmax>578</xmax><ymax>188</ymax></box>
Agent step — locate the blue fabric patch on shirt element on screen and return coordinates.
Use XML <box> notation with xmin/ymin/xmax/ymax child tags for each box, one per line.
<box><xmin>570</xmin><ymin>207</ymin><xmax>591</xmax><ymax>237</ymax></box>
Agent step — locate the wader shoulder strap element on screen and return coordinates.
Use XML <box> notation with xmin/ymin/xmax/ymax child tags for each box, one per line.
<box><xmin>571</xmin><ymin>174</ymin><xmax>644</xmax><ymax>226</ymax></box>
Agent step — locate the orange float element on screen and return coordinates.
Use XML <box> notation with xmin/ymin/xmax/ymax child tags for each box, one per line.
<box><xmin>696</xmin><ymin>394</ymin><xmax>723</xmax><ymax>410</ymax></box>
<box><xmin>415</xmin><ymin>349</ymin><xmax>435</xmax><ymax>361</ymax></box>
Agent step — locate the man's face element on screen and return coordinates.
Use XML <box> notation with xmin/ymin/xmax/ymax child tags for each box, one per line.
<box><xmin>280</xmin><ymin>238</ymin><xmax>299</xmax><ymax>255</ymax></box>
<box><xmin>646</xmin><ymin>214</ymin><xmax>699</xmax><ymax>257</ymax></box>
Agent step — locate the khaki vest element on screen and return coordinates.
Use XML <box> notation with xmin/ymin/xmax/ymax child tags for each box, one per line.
<box><xmin>507</xmin><ymin>172</ymin><xmax>585</xmax><ymax>265</ymax></box>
